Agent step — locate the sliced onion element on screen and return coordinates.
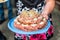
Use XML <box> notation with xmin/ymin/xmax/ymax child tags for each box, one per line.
<box><xmin>21</xmin><ymin>24</ymin><xmax>28</xmax><ymax>27</ymax></box>
<box><xmin>31</xmin><ymin>24</ymin><xmax>37</xmax><ymax>27</ymax></box>
<box><xmin>39</xmin><ymin>21</ymin><xmax>44</xmax><ymax>25</ymax></box>
<box><xmin>33</xmin><ymin>18</ymin><xmax>37</xmax><ymax>21</ymax></box>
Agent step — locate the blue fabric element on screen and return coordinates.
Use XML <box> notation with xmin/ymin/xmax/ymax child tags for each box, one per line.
<box><xmin>0</xmin><ymin>3</ymin><xmax>5</xmax><ymax>20</ymax></box>
<box><xmin>8</xmin><ymin>18</ymin><xmax>51</xmax><ymax>35</ymax></box>
<box><xmin>0</xmin><ymin>0</ymin><xmax>13</xmax><ymax>21</ymax></box>
<box><xmin>6</xmin><ymin>0</ymin><xmax>13</xmax><ymax>20</ymax></box>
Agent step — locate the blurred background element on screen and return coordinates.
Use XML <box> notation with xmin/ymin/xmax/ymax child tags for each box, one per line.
<box><xmin>0</xmin><ymin>0</ymin><xmax>60</xmax><ymax>40</ymax></box>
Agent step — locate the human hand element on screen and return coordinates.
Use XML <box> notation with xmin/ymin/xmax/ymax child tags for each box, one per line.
<box><xmin>40</xmin><ymin>13</ymin><xmax>49</xmax><ymax>20</ymax></box>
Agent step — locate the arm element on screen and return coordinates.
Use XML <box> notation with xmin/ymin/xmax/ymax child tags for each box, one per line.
<box><xmin>41</xmin><ymin>0</ymin><xmax>55</xmax><ymax>20</ymax></box>
<box><xmin>0</xmin><ymin>0</ymin><xmax>8</xmax><ymax>3</ymax></box>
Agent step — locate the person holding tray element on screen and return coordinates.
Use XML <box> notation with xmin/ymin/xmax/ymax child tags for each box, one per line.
<box><xmin>0</xmin><ymin>0</ymin><xmax>13</xmax><ymax>24</ymax></box>
<box><xmin>14</xmin><ymin>0</ymin><xmax>55</xmax><ymax>40</ymax></box>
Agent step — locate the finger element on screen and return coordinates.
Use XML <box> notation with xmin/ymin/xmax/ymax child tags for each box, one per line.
<box><xmin>40</xmin><ymin>13</ymin><xmax>48</xmax><ymax>20</ymax></box>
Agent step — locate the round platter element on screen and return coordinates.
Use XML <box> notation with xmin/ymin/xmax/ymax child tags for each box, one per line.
<box><xmin>8</xmin><ymin>18</ymin><xmax>51</xmax><ymax>35</ymax></box>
